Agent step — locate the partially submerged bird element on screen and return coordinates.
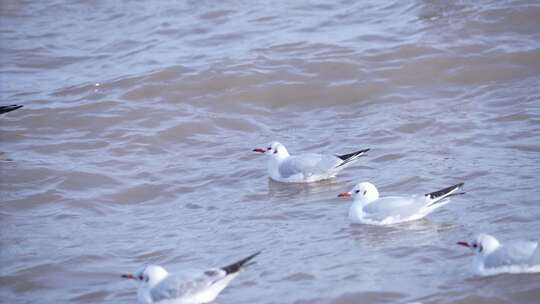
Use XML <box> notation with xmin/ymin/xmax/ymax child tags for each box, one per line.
<box><xmin>0</xmin><ymin>104</ymin><xmax>23</xmax><ymax>114</ymax></box>
<box><xmin>253</xmin><ymin>141</ymin><xmax>369</xmax><ymax>183</ymax></box>
<box><xmin>457</xmin><ymin>233</ymin><xmax>540</xmax><ymax>276</ymax></box>
<box><xmin>338</xmin><ymin>182</ymin><xmax>464</xmax><ymax>225</ymax></box>
<box><xmin>122</xmin><ymin>251</ymin><xmax>260</xmax><ymax>304</ymax></box>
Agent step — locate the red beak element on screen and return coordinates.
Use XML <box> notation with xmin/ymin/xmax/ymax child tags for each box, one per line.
<box><xmin>121</xmin><ymin>273</ymin><xmax>136</xmax><ymax>280</ymax></box>
<box><xmin>338</xmin><ymin>192</ymin><xmax>352</xmax><ymax>198</ymax></box>
<box><xmin>253</xmin><ymin>148</ymin><xmax>266</xmax><ymax>153</ymax></box>
<box><xmin>456</xmin><ymin>241</ymin><xmax>470</xmax><ymax>248</ymax></box>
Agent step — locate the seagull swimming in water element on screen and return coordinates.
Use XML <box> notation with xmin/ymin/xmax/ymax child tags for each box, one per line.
<box><xmin>122</xmin><ymin>251</ymin><xmax>260</xmax><ymax>304</ymax></box>
<box><xmin>457</xmin><ymin>233</ymin><xmax>540</xmax><ymax>276</ymax></box>
<box><xmin>253</xmin><ymin>141</ymin><xmax>369</xmax><ymax>183</ymax></box>
<box><xmin>338</xmin><ymin>182</ymin><xmax>464</xmax><ymax>225</ymax></box>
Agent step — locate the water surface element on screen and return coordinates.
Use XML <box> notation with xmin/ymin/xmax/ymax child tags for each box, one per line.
<box><xmin>1</xmin><ymin>1</ymin><xmax>540</xmax><ymax>303</ymax></box>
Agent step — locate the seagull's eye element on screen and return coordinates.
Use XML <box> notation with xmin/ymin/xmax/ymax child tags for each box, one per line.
<box><xmin>355</xmin><ymin>190</ymin><xmax>360</xmax><ymax>194</ymax></box>
<box><xmin>363</xmin><ymin>190</ymin><xmax>367</xmax><ymax>195</ymax></box>
<box><xmin>472</xmin><ymin>244</ymin><xmax>477</xmax><ymax>248</ymax></box>
<box><xmin>267</xmin><ymin>147</ymin><xmax>271</xmax><ymax>150</ymax></box>
<box><xmin>138</xmin><ymin>274</ymin><xmax>144</xmax><ymax>280</ymax></box>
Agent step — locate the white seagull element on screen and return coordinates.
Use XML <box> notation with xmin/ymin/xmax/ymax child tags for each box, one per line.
<box><xmin>338</xmin><ymin>182</ymin><xmax>464</xmax><ymax>225</ymax></box>
<box><xmin>457</xmin><ymin>234</ymin><xmax>540</xmax><ymax>276</ymax></box>
<box><xmin>253</xmin><ymin>141</ymin><xmax>369</xmax><ymax>183</ymax></box>
<box><xmin>122</xmin><ymin>251</ymin><xmax>260</xmax><ymax>304</ymax></box>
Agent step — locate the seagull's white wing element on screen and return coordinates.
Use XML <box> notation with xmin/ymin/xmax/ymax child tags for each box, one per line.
<box><xmin>484</xmin><ymin>241</ymin><xmax>538</xmax><ymax>269</ymax></box>
<box><xmin>364</xmin><ymin>196</ymin><xmax>427</xmax><ymax>219</ymax></box>
<box><xmin>279</xmin><ymin>154</ymin><xmax>340</xmax><ymax>178</ymax></box>
<box><xmin>150</xmin><ymin>268</ymin><xmax>226</xmax><ymax>302</ymax></box>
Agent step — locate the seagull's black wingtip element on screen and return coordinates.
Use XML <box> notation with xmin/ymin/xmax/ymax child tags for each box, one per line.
<box><xmin>425</xmin><ymin>182</ymin><xmax>465</xmax><ymax>203</ymax></box>
<box><xmin>221</xmin><ymin>251</ymin><xmax>261</xmax><ymax>275</ymax></box>
<box><xmin>0</xmin><ymin>104</ymin><xmax>23</xmax><ymax>114</ymax></box>
<box><xmin>337</xmin><ymin>148</ymin><xmax>370</xmax><ymax>162</ymax></box>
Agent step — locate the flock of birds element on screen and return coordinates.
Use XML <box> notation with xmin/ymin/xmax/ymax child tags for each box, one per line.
<box><xmin>119</xmin><ymin>142</ymin><xmax>539</xmax><ymax>304</ymax></box>
<box><xmin>2</xmin><ymin>106</ymin><xmax>538</xmax><ymax>303</ymax></box>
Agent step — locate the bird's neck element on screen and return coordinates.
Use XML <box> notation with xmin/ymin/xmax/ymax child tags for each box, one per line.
<box><xmin>137</xmin><ymin>286</ymin><xmax>154</xmax><ymax>304</ymax></box>
<box><xmin>268</xmin><ymin>157</ymin><xmax>282</xmax><ymax>178</ymax></box>
<box><xmin>274</xmin><ymin>150</ymin><xmax>290</xmax><ymax>160</ymax></box>
<box><xmin>269</xmin><ymin>153</ymin><xmax>288</xmax><ymax>167</ymax></box>
<box><xmin>350</xmin><ymin>199</ymin><xmax>369</xmax><ymax>213</ymax></box>
<box><xmin>472</xmin><ymin>255</ymin><xmax>485</xmax><ymax>274</ymax></box>
<box><xmin>349</xmin><ymin>201</ymin><xmax>366</xmax><ymax>222</ymax></box>
<box><xmin>353</xmin><ymin>197</ymin><xmax>375</xmax><ymax>208</ymax></box>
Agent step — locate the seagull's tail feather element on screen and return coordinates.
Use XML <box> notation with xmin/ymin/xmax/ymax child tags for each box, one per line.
<box><xmin>221</xmin><ymin>251</ymin><xmax>261</xmax><ymax>275</ymax></box>
<box><xmin>425</xmin><ymin>182</ymin><xmax>464</xmax><ymax>206</ymax></box>
<box><xmin>0</xmin><ymin>104</ymin><xmax>23</xmax><ymax>114</ymax></box>
<box><xmin>336</xmin><ymin>148</ymin><xmax>370</xmax><ymax>168</ymax></box>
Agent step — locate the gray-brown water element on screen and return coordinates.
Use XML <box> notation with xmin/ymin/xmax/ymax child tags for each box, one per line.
<box><xmin>1</xmin><ymin>1</ymin><xmax>540</xmax><ymax>303</ymax></box>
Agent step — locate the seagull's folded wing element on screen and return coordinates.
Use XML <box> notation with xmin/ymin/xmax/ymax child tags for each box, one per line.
<box><xmin>279</xmin><ymin>154</ymin><xmax>340</xmax><ymax>178</ymax></box>
<box><xmin>364</xmin><ymin>196</ymin><xmax>424</xmax><ymax>219</ymax></box>
<box><xmin>151</xmin><ymin>268</ymin><xmax>227</xmax><ymax>302</ymax></box>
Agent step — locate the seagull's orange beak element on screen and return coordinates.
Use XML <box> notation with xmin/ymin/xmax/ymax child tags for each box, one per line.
<box><xmin>121</xmin><ymin>273</ymin><xmax>136</xmax><ymax>280</ymax></box>
<box><xmin>253</xmin><ymin>148</ymin><xmax>266</xmax><ymax>153</ymax></box>
<box><xmin>338</xmin><ymin>192</ymin><xmax>352</xmax><ymax>198</ymax></box>
<box><xmin>456</xmin><ymin>241</ymin><xmax>470</xmax><ymax>248</ymax></box>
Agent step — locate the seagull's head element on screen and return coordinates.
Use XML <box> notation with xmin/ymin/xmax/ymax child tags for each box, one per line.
<box><xmin>253</xmin><ymin>141</ymin><xmax>289</xmax><ymax>158</ymax></box>
<box><xmin>457</xmin><ymin>233</ymin><xmax>500</xmax><ymax>255</ymax></box>
<box><xmin>122</xmin><ymin>265</ymin><xmax>169</xmax><ymax>288</ymax></box>
<box><xmin>338</xmin><ymin>182</ymin><xmax>379</xmax><ymax>203</ymax></box>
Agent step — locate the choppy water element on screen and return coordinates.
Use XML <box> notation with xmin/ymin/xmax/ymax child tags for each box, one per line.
<box><xmin>1</xmin><ymin>1</ymin><xmax>540</xmax><ymax>303</ymax></box>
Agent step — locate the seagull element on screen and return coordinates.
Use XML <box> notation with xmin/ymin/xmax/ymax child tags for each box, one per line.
<box><xmin>457</xmin><ymin>233</ymin><xmax>540</xmax><ymax>276</ymax></box>
<box><xmin>0</xmin><ymin>105</ymin><xmax>23</xmax><ymax>114</ymax></box>
<box><xmin>122</xmin><ymin>251</ymin><xmax>260</xmax><ymax>304</ymax></box>
<box><xmin>252</xmin><ymin>141</ymin><xmax>370</xmax><ymax>183</ymax></box>
<box><xmin>338</xmin><ymin>182</ymin><xmax>464</xmax><ymax>225</ymax></box>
